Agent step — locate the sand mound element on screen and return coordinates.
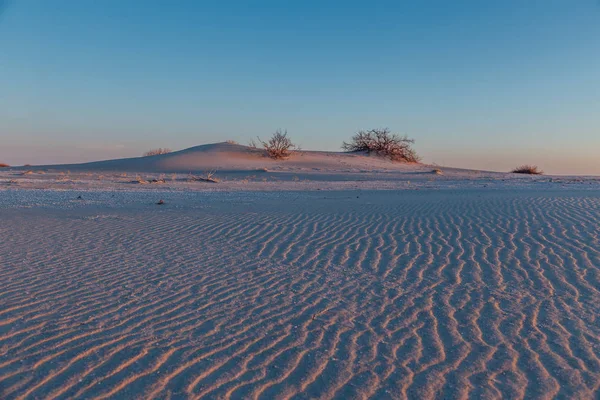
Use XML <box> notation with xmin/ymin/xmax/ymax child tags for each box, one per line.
<box><xmin>27</xmin><ymin>142</ymin><xmax>429</xmax><ymax>174</ymax></box>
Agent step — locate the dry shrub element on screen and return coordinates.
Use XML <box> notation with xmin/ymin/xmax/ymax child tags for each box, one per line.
<box><xmin>0</xmin><ymin>163</ymin><xmax>9</xmax><ymax>168</ymax></box>
<box><xmin>258</xmin><ymin>129</ymin><xmax>297</xmax><ymax>159</ymax></box>
<box><xmin>511</xmin><ymin>165</ymin><xmax>543</xmax><ymax>175</ymax></box>
<box><xmin>143</xmin><ymin>148</ymin><xmax>172</xmax><ymax>157</ymax></box>
<box><xmin>133</xmin><ymin>176</ymin><xmax>148</xmax><ymax>184</ymax></box>
<box><xmin>226</xmin><ymin>140</ymin><xmax>238</xmax><ymax>145</ymax></box>
<box><xmin>342</xmin><ymin>128</ymin><xmax>420</xmax><ymax>162</ymax></box>
<box><xmin>190</xmin><ymin>171</ymin><xmax>219</xmax><ymax>183</ymax></box>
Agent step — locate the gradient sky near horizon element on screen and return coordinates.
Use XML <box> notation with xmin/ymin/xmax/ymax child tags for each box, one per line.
<box><xmin>1</xmin><ymin>0</ymin><xmax>599</xmax><ymax>174</ymax></box>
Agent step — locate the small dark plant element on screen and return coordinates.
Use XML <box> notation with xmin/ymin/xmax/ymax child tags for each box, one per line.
<box><xmin>143</xmin><ymin>148</ymin><xmax>172</xmax><ymax>157</ymax></box>
<box><xmin>258</xmin><ymin>129</ymin><xmax>297</xmax><ymax>159</ymax></box>
<box><xmin>511</xmin><ymin>165</ymin><xmax>543</xmax><ymax>175</ymax></box>
<box><xmin>342</xmin><ymin>128</ymin><xmax>420</xmax><ymax>162</ymax></box>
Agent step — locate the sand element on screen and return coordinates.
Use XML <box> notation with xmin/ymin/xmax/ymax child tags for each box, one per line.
<box><xmin>1</xmin><ymin>144</ymin><xmax>599</xmax><ymax>399</ymax></box>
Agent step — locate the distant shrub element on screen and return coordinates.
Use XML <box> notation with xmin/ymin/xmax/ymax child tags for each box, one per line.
<box><xmin>226</xmin><ymin>140</ymin><xmax>238</xmax><ymax>145</ymax></box>
<box><xmin>511</xmin><ymin>165</ymin><xmax>543</xmax><ymax>175</ymax></box>
<box><xmin>143</xmin><ymin>148</ymin><xmax>172</xmax><ymax>157</ymax></box>
<box><xmin>0</xmin><ymin>163</ymin><xmax>9</xmax><ymax>168</ymax></box>
<box><xmin>258</xmin><ymin>129</ymin><xmax>297</xmax><ymax>159</ymax></box>
<box><xmin>342</xmin><ymin>128</ymin><xmax>420</xmax><ymax>162</ymax></box>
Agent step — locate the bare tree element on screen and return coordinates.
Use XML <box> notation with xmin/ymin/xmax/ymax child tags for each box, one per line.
<box><xmin>143</xmin><ymin>148</ymin><xmax>172</xmax><ymax>157</ymax></box>
<box><xmin>258</xmin><ymin>129</ymin><xmax>297</xmax><ymax>159</ymax></box>
<box><xmin>342</xmin><ymin>128</ymin><xmax>420</xmax><ymax>162</ymax></box>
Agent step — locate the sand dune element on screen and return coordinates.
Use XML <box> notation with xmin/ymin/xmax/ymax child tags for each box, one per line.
<box><xmin>29</xmin><ymin>142</ymin><xmax>431</xmax><ymax>174</ymax></box>
<box><xmin>1</xmin><ymin>188</ymin><xmax>599</xmax><ymax>399</ymax></box>
<box><xmin>4</xmin><ymin>142</ymin><xmax>598</xmax><ymax>193</ymax></box>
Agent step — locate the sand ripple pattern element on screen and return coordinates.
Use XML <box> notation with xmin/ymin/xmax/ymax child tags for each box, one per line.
<box><xmin>1</xmin><ymin>190</ymin><xmax>599</xmax><ymax>399</ymax></box>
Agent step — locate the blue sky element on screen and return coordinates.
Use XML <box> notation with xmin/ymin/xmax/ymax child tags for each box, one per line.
<box><xmin>1</xmin><ymin>0</ymin><xmax>599</xmax><ymax>174</ymax></box>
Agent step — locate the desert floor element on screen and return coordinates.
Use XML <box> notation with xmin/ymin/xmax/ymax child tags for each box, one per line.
<box><xmin>1</xmin><ymin>186</ymin><xmax>599</xmax><ymax>399</ymax></box>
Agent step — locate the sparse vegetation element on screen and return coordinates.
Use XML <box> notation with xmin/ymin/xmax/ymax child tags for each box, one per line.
<box><xmin>342</xmin><ymin>128</ymin><xmax>420</xmax><ymax>162</ymax></box>
<box><xmin>190</xmin><ymin>171</ymin><xmax>219</xmax><ymax>183</ymax></box>
<box><xmin>432</xmin><ymin>168</ymin><xmax>443</xmax><ymax>175</ymax></box>
<box><xmin>511</xmin><ymin>165</ymin><xmax>543</xmax><ymax>175</ymax></box>
<box><xmin>226</xmin><ymin>140</ymin><xmax>238</xmax><ymax>145</ymax></box>
<box><xmin>143</xmin><ymin>148</ymin><xmax>172</xmax><ymax>157</ymax></box>
<box><xmin>0</xmin><ymin>163</ymin><xmax>9</xmax><ymax>168</ymax></box>
<box><xmin>258</xmin><ymin>129</ymin><xmax>297</xmax><ymax>159</ymax></box>
<box><xmin>133</xmin><ymin>176</ymin><xmax>148</xmax><ymax>184</ymax></box>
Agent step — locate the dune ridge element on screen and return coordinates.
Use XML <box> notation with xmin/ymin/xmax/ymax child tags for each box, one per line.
<box><xmin>1</xmin><ymin>189</ymin><xmax>599</xmax><ymax>399</ymax></box>
<box><xmin>17</xmin><ymin>142</ymin><xmax>428</xmax><ymax>174</ymax></box>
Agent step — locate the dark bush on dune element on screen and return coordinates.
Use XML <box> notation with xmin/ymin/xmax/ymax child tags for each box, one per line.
<box><xmin>511</xmin><ymin>165</ymin><xmax>543</xmax><ymax>175</ymax></box>
<box><xmin>143</xmin><ymin>148</ymin><xmax>172</xmax><ymax>157</ymax></box>
<box><xmin>258</xmin><ymin>129</ymin><xmax>297</xmax><ymax>159</ymax></box>
<box><xmin>342</xmin><ymin>128</ymin><xmax>420</xmax><ymax>162</ymax></box>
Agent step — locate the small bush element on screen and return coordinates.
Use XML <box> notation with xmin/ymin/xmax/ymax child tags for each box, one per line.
<box><xmin>226</xmin><ymin>140</ymin><xmax>238</xmax><ymax>145</ymax></box>
<box><xmin>511</xmin><ymin>165</ymin><xmax>543</xmax><ymax>175</ymax></box>
<box><xmin>258</xmin><ymin>129</ymin><xmax>297</xmax><ymax>159</ymax></box>
<box><xmin>190</xmin><ymin>171</ymin><xmax>219</xmax><ymax>183</ymax></box>
<box><xmin>342</xmin><ymin>128</ymin><xmax>420</xmax><ymax>162</ymax></box>
<box><xmin>0</xmin><ymin>163</ymin><xmax>9</xmax><ymax>168</ymax></box>
<box><xmin>143</xmin><ymin>148</ymin><xmax>172</xmax><ymax>157</ymax></box>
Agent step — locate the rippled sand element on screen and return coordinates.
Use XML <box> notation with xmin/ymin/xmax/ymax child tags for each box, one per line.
<box><xmin>1</xmin><ymin>189</ymin><xmax>599</xmax><ymax>399</ymax></box>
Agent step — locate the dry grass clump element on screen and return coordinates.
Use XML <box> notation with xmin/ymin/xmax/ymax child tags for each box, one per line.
<box><xmin>190</xmin><ymin>171</ymin><xmax>219</xmax><ymax>183</ymax></box>
<box><xmin>258</xmin><ymin>129</ymin><xmax>297</xmax><ymax>159</ymax></box>
<box><xmin>432</xmin><ymin>168</ymin><xmax>443</xmax><ymax>175</ymax></box>
<box><xmin>0</xmin><ymin>163</ymin><xmax>9</xmax><ymax>168</ymax></box>
<box><xmin>342</xmin><ymin>128</ymin><xmax>420</xmax><ymax>162</ymax></box>
<box><xmin>511</xmin><ymin>165</ymin><xmax>543</xmax><ymax>175</ymax></box>
<box><xmin>143</xmin><ymin>148</ymin><xmax>172</xmax><ymax>157</ymax></box>
<box><xmin>226</xmin><ymin>140</ymin><xmax>238</xmax><ymax>145</ymax></box>
<box><xmin>132</xmin><ymin>176</ymin><xmax>148</xmax><ymax>184</ymax></box>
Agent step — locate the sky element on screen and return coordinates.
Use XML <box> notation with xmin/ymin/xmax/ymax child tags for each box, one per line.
<box><xmin>1</xmin><ymin>0</ymin><xmax>599</xmax><ymax>174</ymax></box>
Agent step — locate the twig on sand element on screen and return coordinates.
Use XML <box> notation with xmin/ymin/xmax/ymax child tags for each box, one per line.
<box><xmin>311</xmin><ymin>307</ymin><xmax>333</xmax><ymax>321</ymax></box>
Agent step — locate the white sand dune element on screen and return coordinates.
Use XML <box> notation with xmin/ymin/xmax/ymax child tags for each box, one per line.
<box><xmin>29</xmin><ymin>142</ymin><xmax>432</xmax><ymax>174</ymax></box>
<box><xmin>3</xmin><ymin>142</ymin><xmax>598</xmax><ymax>192</ymax></box>
<box><xmin>1</xmin><ymin>188</ymin><xmax>599</xmax><ymax>399</ymax></box>
<box><xmin>1</xmin><ymin>145</ymin><xmax>599</xmax><ymax>399</ymax></box>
